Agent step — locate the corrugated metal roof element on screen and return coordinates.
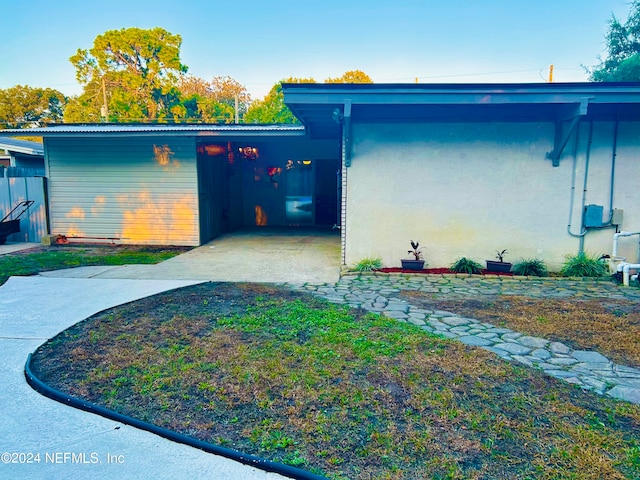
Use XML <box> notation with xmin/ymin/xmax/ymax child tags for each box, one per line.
<box><xmin>0</xmin><ymin>138</ymin><xmax>44</xmax><ymax>156</ymax></box>
<box><xmin>0</xmin><ymin>124</ymin><xmax>306</xmax><ymax>137</ymax></box>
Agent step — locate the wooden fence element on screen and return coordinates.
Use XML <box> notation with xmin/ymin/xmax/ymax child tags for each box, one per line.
<box><xmin>0</xmin><ymin>176</ymin><xmax>48</xmax><ymax>243</ymax></box>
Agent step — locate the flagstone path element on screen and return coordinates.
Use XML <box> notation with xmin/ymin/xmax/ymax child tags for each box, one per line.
<box><xmin>287</xmin><ymin>274</ymin><xmax>640</xmax><ymax>405</ymax></box>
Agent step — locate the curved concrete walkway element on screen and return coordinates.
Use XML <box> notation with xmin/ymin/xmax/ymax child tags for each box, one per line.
<box><xmin>0</xmin><ymin>276</ymin><xmax>289</xmax><ymax>480</ymax></box>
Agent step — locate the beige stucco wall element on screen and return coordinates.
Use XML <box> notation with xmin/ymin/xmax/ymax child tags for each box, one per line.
<box><xmin>344</xmin><ymin>121</ymin><xmax>640</xmax><ymax>271</ymax></box>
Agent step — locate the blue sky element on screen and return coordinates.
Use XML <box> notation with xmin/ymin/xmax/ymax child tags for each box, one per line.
<box><xmin>0</xmin><ymin>0</ymin><xmax>633</xmax><ymax>100</ymax></box>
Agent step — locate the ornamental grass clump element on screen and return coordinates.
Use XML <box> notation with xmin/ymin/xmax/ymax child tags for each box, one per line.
<box><xmin>560</xmin><ymin>252</ymin><xmax>608</xmax><ymax>277</ymax></box>
<box><xmin>512</xmin><ymin>258</ymin><xmax>548</xmax><ymax>277</ymax></box>
<box><xmin>352</xmin><ymin>257</ymin><xmax>383</xmax><ymax>272</ymax></box>
<box><xmin>450</xmin><ymin>257</ymin><xmax>483</xmax><ymax>275</ymax></box>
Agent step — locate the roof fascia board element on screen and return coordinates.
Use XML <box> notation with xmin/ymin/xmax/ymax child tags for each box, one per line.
<box><xmin>283</xmin><ymin>84</ymin><xmax>640</xmax><ymax>107</ymax></box>
<box><xmin>0</xmin><ymin>144</ymin><xmax>44</xmax><ymax>156</ymax></box>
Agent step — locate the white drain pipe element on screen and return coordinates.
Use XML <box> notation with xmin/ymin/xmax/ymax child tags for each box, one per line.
<box><xmin>622</xmin><ymin>263</ymin><xmax>640</xmax><ymax>287</ymax></box>
<box><xmin>611</xmin><ymin>232</ymin><xmax>640</xmax><ymax>287</ymax></box>
<box><xmin>612</xmin><ymin>231</ymin><xmax>640</xmax><ymax>258</ymax></box>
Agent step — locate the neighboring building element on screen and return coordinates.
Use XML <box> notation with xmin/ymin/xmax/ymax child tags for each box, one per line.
<box><xmin>0</xmin><ymin>138</ymin><xmax>45</xmax><ymax>175</ymax></box>
<box><xmin>1</xmin><ymin>82</ymin><xmax>639</xmax><ymax>271</ymax></box>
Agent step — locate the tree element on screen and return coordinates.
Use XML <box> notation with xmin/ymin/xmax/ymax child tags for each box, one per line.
<box><xmin>67</xmin><ymin>27</ymin><xmax>188</xmax><ymax>122</ymax></box>
<box><xmin>0</xmin><ymin>85</ymin><xmax>66</xmax><ymax>128</ymax></box>
<box><xmin>589</xmin><ymin>1</ymin><xmax>640</xmax><ymax>81</ymax></box>
<box><xmin>324</xmin><ymin>70</ymin><xmax>373</xmax><ymax>84</ymax></box>
<box><xmin>177</xmin><ymin>75</ymin><xmax>251</xmax><ymax>123</ymax></box>
<box><xmin>244</xmin><ymin>77</ymin><xmax>316</xmax><ymax>124</ymax></box>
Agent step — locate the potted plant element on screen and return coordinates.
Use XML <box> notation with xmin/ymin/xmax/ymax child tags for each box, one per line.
<box><xmin>401</xmin><ymin>240</ymin><xmax>426</xmax><ymax>270</ymax></box>
<box><xmin>486</xmin><ymin>249</ymin><xmax>512</xmax><ymax>273</ymax></box>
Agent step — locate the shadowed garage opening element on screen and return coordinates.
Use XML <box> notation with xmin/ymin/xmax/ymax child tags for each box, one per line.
<box><xmin>196</xmin><ymin>137</ymin><xmax>341</xmax><ymax>245</ymax></box>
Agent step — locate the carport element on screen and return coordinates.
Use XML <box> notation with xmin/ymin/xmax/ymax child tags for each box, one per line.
<box><xmin>0</xmin><ymin>124</ymin><xmax>342</xmax><ymax>249</ymax></box>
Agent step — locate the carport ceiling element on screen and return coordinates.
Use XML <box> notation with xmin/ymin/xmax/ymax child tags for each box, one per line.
<box><xmin>282</xmin><ymin>82</ymin><xmax>640</xmax><ymax>139</ymax></box>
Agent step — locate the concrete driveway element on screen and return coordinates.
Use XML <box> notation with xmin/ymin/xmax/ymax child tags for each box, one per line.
<box><xmin>40</xmin><ymin>228</ymin><xmax>342</xmax><ymax>284</ymax></box>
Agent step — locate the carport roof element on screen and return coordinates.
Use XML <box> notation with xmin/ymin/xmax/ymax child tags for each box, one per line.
<box><xmin>0</xmin><ymin>124</ymin><xmax>306</xmax><ymax>138</ymax></box>
<box><xmin>282</xmin><ymin>82</ymin><xmax>640</xmax><ymax>139</ymax></box>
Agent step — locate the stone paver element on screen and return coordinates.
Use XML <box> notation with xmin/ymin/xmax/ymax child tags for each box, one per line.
<box><xmin>286</xmin><ymin>273</ymin><xmax>640</xmax><ymax>405</ymax></box>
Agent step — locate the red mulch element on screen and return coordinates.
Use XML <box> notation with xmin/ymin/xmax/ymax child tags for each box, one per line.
<box><xmin>377</xmin><ymin>268</ymin><xmax>514</xmax><ymax>276</ymax></box>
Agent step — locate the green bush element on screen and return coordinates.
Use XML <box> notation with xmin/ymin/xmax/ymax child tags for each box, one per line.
<box><xmin>560</xmin><ymin>252</ymin><xmax>608</xmax><ymax>277</ymax></box>
<box><xmin>450</xmin><ymin>257</ymin><xmax>483</xmax><ymax>275</ymax></box>
<box><xmin>352</xmin><ymin>257</ymin><xmax>383</xmax><ymax>272</ymax></box>
<box><xmin>512</xmin><ymin>258</ymin><xmax>548</xmax><ymax>277</ymax></box>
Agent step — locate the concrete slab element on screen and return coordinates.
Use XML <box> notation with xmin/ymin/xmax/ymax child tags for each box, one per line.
<box><xmin>0</xmin><ymin>276</ymin><xmax>290</xmax><ymax>480</ymax></box>
<box><xmin>0</xmin><ymin>242</ymin><xmax>41</xmax><ymax>255</ymax></box>
<box><xmin>40</xmin><ymin>228</ymin><xmax>342</xmax><ymax>284</ymax></box>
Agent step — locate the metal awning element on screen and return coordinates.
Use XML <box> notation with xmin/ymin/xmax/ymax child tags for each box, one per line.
<box><xmin>0</xmin><ymin>124</ymin><xmax>306</xmax><ymax>139</ymax></box>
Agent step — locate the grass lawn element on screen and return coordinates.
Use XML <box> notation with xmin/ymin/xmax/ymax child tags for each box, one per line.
<box><xmin>0</xmin><ymin>244</ymin><xmax>190</xmax><ymax>286</ymax></box>
<box><xmin>30</xmin><ymin>282</ymin><xmax>640</xmax><ymax>480</ymax></box>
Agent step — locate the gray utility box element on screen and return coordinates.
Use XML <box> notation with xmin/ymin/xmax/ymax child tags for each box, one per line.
<box><xmin>584</xmin><ymin>204</ymin><xmax>604</xmax><ymax>228</ymax></box>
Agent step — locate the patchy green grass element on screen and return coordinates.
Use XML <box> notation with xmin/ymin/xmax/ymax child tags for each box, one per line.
<box><xmin>31</xmin><ymin>283</ymin><xmax>640</xmax><ymax>480</ymax></box>
<box><xmin>0</xmin><ymin>244</ymin><xmax>189</xmax><ymax>285</ymax></box>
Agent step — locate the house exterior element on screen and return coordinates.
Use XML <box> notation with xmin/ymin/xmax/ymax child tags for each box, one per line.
<box><xmin>283</xmin><ymin>82</ymin><xmax>640</xmax><ymax>271</ymax></box>
<box><xmin>1</xmin><ymin>82</ymin><xmax>639</xmax><ymax>272</ymax></box>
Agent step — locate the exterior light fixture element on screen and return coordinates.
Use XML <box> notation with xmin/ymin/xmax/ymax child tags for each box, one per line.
<box><xmin>239</xmin><ymin>146</ymin><xmax>259</xmax><ymax>160</ymax></box>
<box><xmin>302</xmin><ymin>159</ymin><xmax>312</xmax><ymax>165</ymax></box>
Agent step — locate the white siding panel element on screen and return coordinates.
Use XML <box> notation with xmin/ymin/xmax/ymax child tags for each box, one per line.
<box><xmin>47</xmin><ymin>137</ymin><xmax>199</xmax><ymax>246</ymax></box>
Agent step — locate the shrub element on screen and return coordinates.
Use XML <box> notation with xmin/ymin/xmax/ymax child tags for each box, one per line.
<box><xmin>450</xmin><ymin>257</ymin><xmax>483</xmax><ymax>275</ymax></box>
<box><xmin>512</xmin><ymin>258</ymin><xmax>548</xmax><ymax>277</ymax></box>
<box><xmin>352</xmin><ymin>257</ymin><xmax>383</xmax><ymax>272</ymax></box>
<box><xmin>560</xmin><ymin>252</ymin><xmax>608</xmax><ymax>277</ymax></box>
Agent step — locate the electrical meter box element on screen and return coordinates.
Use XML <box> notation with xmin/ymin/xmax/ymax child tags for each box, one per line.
<box><xmin>611</xmin><ymin>208</ymin><xmax>624</xmax><ymax>225</ymax></box>
<box><xmin>584</xmin><ymin>204</ymin><xmax>604</xmax><ymax>228</ymax></box>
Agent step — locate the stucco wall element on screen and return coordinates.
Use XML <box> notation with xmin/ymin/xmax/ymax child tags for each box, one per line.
<box><xmin>46</xmin><ymin>136</ymin><xmax>200</xmax><ymax>246</ymax></box>
<box><xmin>344</xmin><ymin>121</ymin><xmax>640</xmax><ymax>271</ymax></box>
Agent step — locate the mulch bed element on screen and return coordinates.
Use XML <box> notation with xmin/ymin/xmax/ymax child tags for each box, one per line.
<box><xmin>377</xmin><ymin>267</ymin><xmax>514</xmax><ymax>276</ymax></box>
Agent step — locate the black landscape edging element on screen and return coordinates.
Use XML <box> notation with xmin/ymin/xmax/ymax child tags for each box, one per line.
<box><xmin>24</xmin><ymin>353</ymin><xmax>326</xmax><ymax>480</ymax></box>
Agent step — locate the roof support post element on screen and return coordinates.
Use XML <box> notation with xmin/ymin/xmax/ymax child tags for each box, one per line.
<box><xmin>343</xmin><ymin>99</ymin><xmax>352</xmax><ymax>167</ymax></box>
<box><xmin>546</xmin><ymin>97</ymin><xmax>590</xmax><ymax>167</ymax></box>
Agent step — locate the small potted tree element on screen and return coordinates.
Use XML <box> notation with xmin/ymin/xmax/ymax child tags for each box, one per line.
<box><xmin>486</xmin><ymin>249</ymin><xmax>512</xmax><ymax>273</ymax></box>
<box><xmin>401</xmin><ymin>240</ymin><xmax>426</xmax><ymax>270</ymax></box>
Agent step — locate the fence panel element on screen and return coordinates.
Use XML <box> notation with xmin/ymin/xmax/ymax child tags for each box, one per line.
<box><xmin>0</xmin><ymin>177</ymin><xmax>48</xmax><ymax>243</ymax></box>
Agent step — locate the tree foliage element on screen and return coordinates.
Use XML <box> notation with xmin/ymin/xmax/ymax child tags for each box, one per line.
<box><xmin>67</xmin><ymin>27</ymin><xmax>188</xmax><ymax>122</ymax></box>
<box><xmin>244</xmin><ymin>77</ymin><xmax>316</xmax><ymax>124</ymax></box>
<box><xmin>590</xmin><ymin>1</ymin><xmax>640</xmax><ymax>81</ymax></box>
<box><xmin>0</xmin><ymin>85</ymin><xmax>67</xmax><ymax>128</ymax></box>
<box><xmin>325</xmin><ymin>69</ymin><xmax>373</xmax><ymax>84</ymax></box>
<box><xmin>178</xmin><ymin>75</ymin><xmax>251</xmax><ymax>123</ymax></box>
